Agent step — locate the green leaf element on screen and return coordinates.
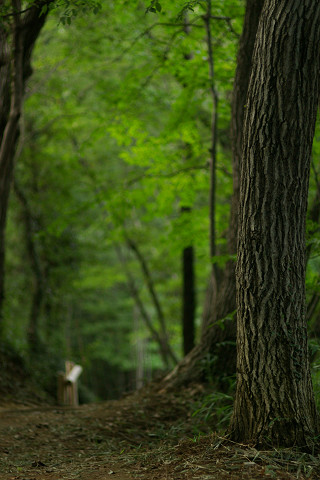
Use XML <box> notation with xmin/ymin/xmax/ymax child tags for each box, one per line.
<box><xmin>40</xmin><ymin>4</ymin><xmax>48</xmax><ymax>16</ymax></box>
<box><xmin>211</xmin><ymin>254</ymin><xmax>237</xmax><ymax>268</ymax></box>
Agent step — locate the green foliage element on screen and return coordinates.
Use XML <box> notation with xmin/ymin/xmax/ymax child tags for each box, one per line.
<box><xmin>214</xmin><ymin>310</ymin><xmax>236</xmax><ymax>331</ymax></box>
<box><xmin>4</xmin><ymin>0</ymin><xmax>245</xmax><ymax>399</ymax></box>
<box><xmin>211</xmin><ymin>253</ymin><xmax>236</xmax><ymax>267</ymax></box>
<box><xmin>192</xmin><ymin>390</ymin><xmax>234</xmax><ymax>431</ymax></box>
<box><xmin>310</xmin><ymin>340</ymin><xmax>320</xmax><ymax>411</ymax></box>
<box><xmin>57</xmin><ymin>0</ymin><xmax>102</xmax><ymax>25</ymax></box>
<box><xmin>0</xmin><ymin>0</ymin><xmax>102</xmax><ymax>19</ymax></box>
<box><xmin>146</xmin><ymin>0</ymin><xmax>162</xmax><ymax>14</ymax></box>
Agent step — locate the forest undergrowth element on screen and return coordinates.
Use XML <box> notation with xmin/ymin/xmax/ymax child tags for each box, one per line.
<box><xmin>1</xmin><ymin>355</ymin><xmax>320</xmax><ymax>480</ymax></box>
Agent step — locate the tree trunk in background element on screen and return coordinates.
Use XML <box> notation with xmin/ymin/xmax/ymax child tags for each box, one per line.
<box><xmin>229</xmin><ymin>0</ymin><xmax>320</xmax><ymax>448</ymax></box>
<box><xmin>0</xmin><ymin>1</ymin><xmax>49</xmax><ymax>329</ymax></box>
<box><xmin>199</xmin><ymin>0</ymin><xmax>265</xmax><ymax>379</ymax></box>
<box><xmin>180</xmin><ymin>17</ymin><xmax>196</xmax><ymax>358</ymax></box>
<box><xmin>14</xmin><ymin>180</ymin><xmax>45</xmax><ymax>355</ymax></box>
<box><xmin>160</xmin><ymin>0</ymin><xmax>264</xmax><ymax>391</ymax></box>
<box><xmin>181</xmin><ymin>208</ymin><xmax>195</xmax><ymax>355</ymax></box>
<box><xmin>204</xmin><ymin>0</ymin><xmax>218</xmax><ymax>268</ymax></box>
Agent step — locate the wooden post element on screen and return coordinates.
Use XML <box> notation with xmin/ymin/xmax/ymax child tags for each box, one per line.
<box><xmin>57</xmin><ymin>361</ymin><xmax>83</xmax><ymax>406</ymax></box>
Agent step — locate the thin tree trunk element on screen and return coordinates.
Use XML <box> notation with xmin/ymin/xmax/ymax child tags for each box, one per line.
<box><xmin>180</xmin><ymin>17</ymin><xmax>196</xmax><ymax>357</ymax></box>
<box><xmin>204</xmin><ymin>0</ymin><xmax>218</xmax><ymax>267</ymax></box>
<box><xmin>0</xmin><ymin>0</ymin><xmax>24</xmax><ymax>327</ymax></box>
<box><xmin>202</xmin><ymin>1</ymin><xmax>223</xmax><ymax>333</ymax></box>
<box><xmin>160</xmin><ymin>0</ymin><xmax>264</xmax><ymax>391</ymax></box>
<box><xmin>201</xmin><ymin>0</ymin><xmax>265</xmax><ymax>379</ymax></box>
<box><xmin>229</xmin><ymin>0</ymin><xmax>320</xmax><ymax>448</ymax></box>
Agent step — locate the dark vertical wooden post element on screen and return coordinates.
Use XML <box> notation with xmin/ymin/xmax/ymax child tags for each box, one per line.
<box><xmin>181</xmin><ymin>207</ymin><xmax>196</xmax><ymax>355</ymax></box>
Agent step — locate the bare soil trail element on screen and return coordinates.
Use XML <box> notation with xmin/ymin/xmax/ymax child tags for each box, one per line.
<box><xmin>0</xmin><ymin>386</ymin><xmax>319</xmax><ymax>480</ymax></box>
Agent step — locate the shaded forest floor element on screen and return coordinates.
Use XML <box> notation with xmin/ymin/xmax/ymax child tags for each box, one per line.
<box><xmin>1</xmin><ymin>384</ymin><xmax>320</xmax><ymax>480</ymax></box>
<box><xmin>1</xmin><ymin>349</ymin><xmax>320</xmax><ymax>480</ymax></box>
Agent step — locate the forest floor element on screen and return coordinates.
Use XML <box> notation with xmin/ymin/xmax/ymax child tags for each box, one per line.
<box><xmin>1</xmin><ymin>381</ymin><xmax>320</xmax><ymax>480</ymax></box>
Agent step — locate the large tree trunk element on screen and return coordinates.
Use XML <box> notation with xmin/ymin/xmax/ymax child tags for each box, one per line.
<box><xmin>229</xmin><ymin>0</ymin><xmax>320</xmax><ymax>448</ymax></box>
<box><xmin>160</xmin><ymin>0</ymin><xmax>264</xmax><ymax>391</ymax></box>
<box><xmin>0</xmin><ymin>1</ymin><xmax>49</xmax><ymax>327</ymax></box>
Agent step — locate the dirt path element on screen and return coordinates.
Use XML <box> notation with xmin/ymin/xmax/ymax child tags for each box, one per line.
<box><xmin>0</xmin><ymin>391</ymin><xmax>319</xmax><ymax>480</ymax></box>
<box><xmin>0</xmin><ymin>403</ymin><xmax>132</xmax><ymax>480</ymax></box>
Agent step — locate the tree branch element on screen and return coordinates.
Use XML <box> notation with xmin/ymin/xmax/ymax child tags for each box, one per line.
<box><xmin>110</xmin><ymin>17</ymin><xmax>202</xmax><ymax>64</ymax></box>
<box><xmin>116</xmin><ymin>245</ymin><xmax>171</xmax><ymax>368</ymax></box>
<box><xmin>126</xmin><ymin>238</ymin><xmax>178</xmax><ymax>365</ymax></box>
<box><xmin>127</xmin><ymin>164</ymin><xmax>207</xmax><ymax>186</ymax></box>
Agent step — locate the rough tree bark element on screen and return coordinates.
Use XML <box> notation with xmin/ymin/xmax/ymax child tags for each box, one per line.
<box><xmin>160</xmin><ymin>0</ymin><xmax>264</xmax><ymax>391</ymax></box>
<box><xmin>229</xmin><ymin>0</ymin><xmax>320</xmax><ymax>448</ymax></box>
<box><xmin>0</xmin><ymin>0</ymin><xmax>49</xmax><ymax>328</ymax></box>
